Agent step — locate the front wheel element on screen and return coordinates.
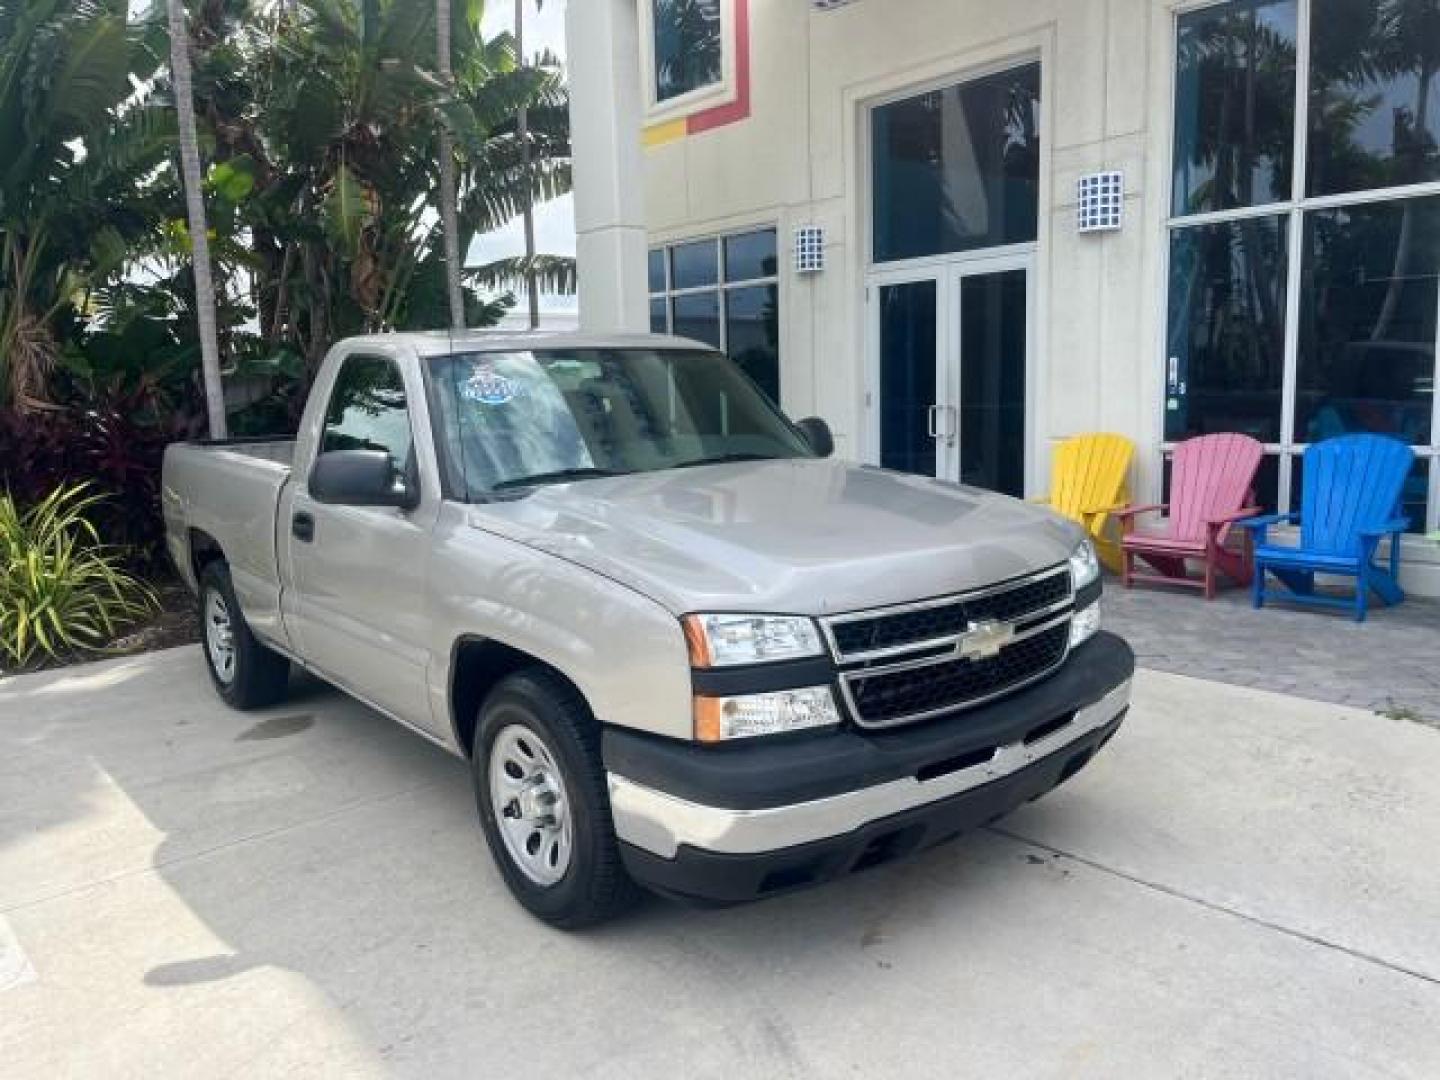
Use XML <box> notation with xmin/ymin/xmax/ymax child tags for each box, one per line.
<box><xmin>199</xmin><ymin>561</ymin><xmax>290</xmax><ymax>710</ymax></box>
<box><xmin>473</xmin><ymin>670</ymin><xmax>640</xmax><ymax>928</ymax></box>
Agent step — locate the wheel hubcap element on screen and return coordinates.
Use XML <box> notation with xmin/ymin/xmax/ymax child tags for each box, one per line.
<box><xmin>488</xmin><ymin>724</ymin><xmax>573</xmax><ymax>886</ymax></box>
<box><xmin>205</xmin><ymin>590</ymin><xmax>236</xmax><ymax>685</ymax></box>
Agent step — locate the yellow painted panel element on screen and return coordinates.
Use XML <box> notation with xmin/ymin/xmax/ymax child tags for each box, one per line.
<box><xmin>643</xmin><ymin>119</ymin><xmax>688</xmax><ymax>148</ymax></box>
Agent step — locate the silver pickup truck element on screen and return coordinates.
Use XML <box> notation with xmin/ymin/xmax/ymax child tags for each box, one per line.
<box><xmin>163</xmin><ymin>331</ymin><xmax>1133</xmax><ymax>927</ymax></box>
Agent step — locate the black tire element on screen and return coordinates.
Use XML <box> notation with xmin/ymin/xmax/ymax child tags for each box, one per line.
<box><xmin>473</xmin><ymin>669</ymin><xmax>641</xmax><ymax>929</ymax></box>
<box><xmin>198</xmin><ymin>561</ymin><xmax>291</xmax><ymax>710</ymax></box>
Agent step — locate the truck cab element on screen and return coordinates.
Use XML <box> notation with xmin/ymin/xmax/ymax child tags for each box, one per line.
<box><xmin>163</xmin><ymin>331</ymin><xmax>1133</xmax><ymax>926</ymax></box>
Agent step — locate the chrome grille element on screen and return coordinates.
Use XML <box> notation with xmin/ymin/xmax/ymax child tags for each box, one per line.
<box><xmin>823</xmin><ymin>566</ymin><xmax>1074</xmax><ymax>729</ymax></box>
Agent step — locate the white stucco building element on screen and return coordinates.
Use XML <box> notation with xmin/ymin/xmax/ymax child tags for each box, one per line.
<box><xmin>564</xmin><ymin>0</ymin><xmax>1440</xmax><ymax>591</ymax></box>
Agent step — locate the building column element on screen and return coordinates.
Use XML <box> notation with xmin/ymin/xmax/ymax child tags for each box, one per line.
<box><xmin>565</xmin><ymin>0</ymin><xmax>649</xmax><ymax>333</ymax></box>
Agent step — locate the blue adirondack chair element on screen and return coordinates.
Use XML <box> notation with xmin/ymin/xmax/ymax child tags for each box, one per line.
<box><xmin>1238</xmin><ymin>435</ymin><xmax>1414</xmax><ymax>622</ymax></box>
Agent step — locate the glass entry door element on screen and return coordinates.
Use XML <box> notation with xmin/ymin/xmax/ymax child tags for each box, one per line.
<box><xmin>869</xmin><ymin>258</ymin><xmax>1031</xmax><ymax>497</ymax></box>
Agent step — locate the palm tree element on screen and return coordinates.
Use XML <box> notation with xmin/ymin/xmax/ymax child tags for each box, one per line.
<box><xmin>436</xmin><ymin>0</ymin><xmax>465</xmax><ymax>330</ymax></box>
<box><xmin>516</xmin><ymin>0</ymin><xmax>539</xmax><ymax>328</ymax></box>
<box><xmin>0</xmin><ymin>0</ymin><xmax>172</xmax><ymax>410</ymax></box>
<box><xmin>165</xmin><ymin>0</ymin><xmax>227</xmax><ymax>437</ymax></box>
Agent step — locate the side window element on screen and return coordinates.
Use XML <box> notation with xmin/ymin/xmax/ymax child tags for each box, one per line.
<box><xmin>320</xmin><ymin>355</ymin><xmax>415</xmax><ymax>474</ymax></box>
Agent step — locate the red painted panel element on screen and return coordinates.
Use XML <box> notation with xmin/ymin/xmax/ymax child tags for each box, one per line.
<box><xmin>686</xmin><ymin>0</ymin><xmax>751</xmax><ymax>134</ymax></box>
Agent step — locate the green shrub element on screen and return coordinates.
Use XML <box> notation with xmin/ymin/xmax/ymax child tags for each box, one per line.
<box><xmin>0</xmin><ymin>485</ymin><xmax>157</xmax><ymax>671</ymax></box>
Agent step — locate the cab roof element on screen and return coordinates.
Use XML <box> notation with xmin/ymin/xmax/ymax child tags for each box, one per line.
<box><xmin>333</xmin><ymin>330</ymin><xmax>713</xmax><ymax>359</ymax></box>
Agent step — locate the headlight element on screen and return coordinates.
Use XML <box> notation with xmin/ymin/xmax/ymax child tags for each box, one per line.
<box><xmin>1070</xmin><ymin>601</ymin><xmax>1102</xmax><ymax>647</ymax></box>
<box><xmin>694</xmin><ymin>686</ymin><xmax>841</xmax><ymax>742</ymax></box>
<box><xmin>682</xmin><ymin>613</ymin><xmax>824</xmax><ymax>668</ymax></box>
<box><xmin>1068</xmin><ymin>539</ymin><xmax>1100</xmax><ymax>591</ymax></box>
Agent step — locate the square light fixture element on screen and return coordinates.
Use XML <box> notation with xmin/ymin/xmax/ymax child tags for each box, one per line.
<box><xmin>1077</xmin><ymin>171</ymin><xmax>1124</xmax><ymax>233</ymax></box>
<box><xmin>794</xmin><ymin>226</ymin><xmax>825</xmax><ymax>273</ymax></box>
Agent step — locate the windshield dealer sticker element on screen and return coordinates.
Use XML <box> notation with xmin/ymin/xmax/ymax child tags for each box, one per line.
<box><xmin>460</xmin><ymin>365</ymin><xmax>518</xmax><ymax>406</ymax></box>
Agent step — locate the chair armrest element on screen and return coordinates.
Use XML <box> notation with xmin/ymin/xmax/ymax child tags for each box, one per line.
<box><xmin>1113</xmin><ymin>503</ymin><xmax>1165</xmax><ymax>520</ymax></box>
<box><xmin>1358</xmin><ymin>518</ymin><xmax>1409</xmax><ymax>538</ymax></box>
<box><xmin>1081</xmin><ymin>500</ymin><xmax>1129</xmax><ymax>516</ymax></box>
<box><xmin>1233</xmin><ymin>513</ymin><xmax>1296</xmax><ymax>531</ymax></box>
<box><xmin>1208</xmin><ymin>507</ymin><xmax>1262</xmax><ymax>527</ymax></box>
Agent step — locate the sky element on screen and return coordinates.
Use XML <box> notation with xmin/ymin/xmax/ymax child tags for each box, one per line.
<box><xmin>471</xmin><ymin>0</ymin><xmax>577</xmax><ymax>319</ymax></box>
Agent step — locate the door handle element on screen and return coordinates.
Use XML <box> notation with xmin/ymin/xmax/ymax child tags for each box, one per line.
<box><xmin>292</xmin><ymin>512</ymin><xmax>315</xmax><ymax>543</ymax></box>
<box><xmin>927</xmin><ymin>405</ymin><xmax>941</xmax><ymax>439</ymax></box>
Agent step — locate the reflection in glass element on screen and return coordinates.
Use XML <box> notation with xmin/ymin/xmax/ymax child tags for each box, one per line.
<box><xmin>670</xmin><ymin>239</ymin><xmax>719</xmax><ymax>290</ymax></box>
<box><xmin>725</xmin><ymin>285</ymin><xmax>780</xmax><ymax>402</ymax></box>
<box><xmin>1172</xmin><ymin>0</ymin><xmax>1296</xmax><ymax>215</ymax></box>
<box><xmin>648</xmin><ymin>249</ymin><xmax>666</xmax><ymax>293</ymax></box>
<box><xmin>654</xmin><ymin>0</ymin><xmax>723</xmax><ymax>103</ymax></box>
<box><xmin>723</xmin><ymin>229</ymin><xmax>779</xmax><ymax>282</ymax></box>
<box><xmin>1308</xmin><ymin>0</ymin><xmax>1440</xmax><ymax>196</ymax></box>
<box><xmin>959</xmin><ymin>270</ymin><xmax>1027</xmax><ymax>499</ymax></box>
<box><xmin>878</xmin><ymin>281</ymin><xmax>938</xmax><ymax>477</ymax></box>
<box><xmin>672</xmin><ymin>291</ymin><xmax>722</xmax><ymax>348</ymax></box>
<box><xmin>650</xmin><ymin>297</ymin><xmax>668</xmax><ymax>335</ymax></box>
<box><xmin>1293</xmin><ymin>453</ymin><xmax>1428</xmax><ymax>533</ymax></box>
<box><xmin>1166</xmin><ymin>216</ymin><xmax>1289</xmax><ymax>442</ymax></box>
<box><xmin>322</xmin><ymin>356</ymin><xmax>413</xmax><ymax>464</ymax></box>
<box><xmin>872</xmin><ymin>64</ymin><xmax>1041</xmax><ymax>263</ymax></box>
<box><xmin>1296</xmin><ymin>199</ymin><xmax>1438</xmax><ymax>445</ymax></box>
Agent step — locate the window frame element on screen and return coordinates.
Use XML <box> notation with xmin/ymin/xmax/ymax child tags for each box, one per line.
<box><xmin>638</xmin><ymin>0</ymin><xmax>738</xmax><ymax>125</ymax></box>
<box><xmin>648</xmin><ymin>226</ymin><xmax>782</xmax><ymax>399</ymax></box>
<box><xmin>1162</xmin><ymin>0</ymin><xmax>1440</xmax><ymax>534</ymax></box>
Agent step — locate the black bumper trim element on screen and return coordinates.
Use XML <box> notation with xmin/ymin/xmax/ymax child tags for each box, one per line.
<box><xmin>603</xmin><ymin>631</ymin><xmax>1134</xmax><ymax>812</ymax></box>
<box><xmin>620</xmin><ymin>711</ymin><xmax>1126</xmax><ymax>905</ymax></box>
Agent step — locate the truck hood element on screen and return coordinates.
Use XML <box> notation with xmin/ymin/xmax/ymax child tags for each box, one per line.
<box><xmin>467</xmin><ymin>458</ymin><xmax>1080</xmax><ymax>615</ymax></box>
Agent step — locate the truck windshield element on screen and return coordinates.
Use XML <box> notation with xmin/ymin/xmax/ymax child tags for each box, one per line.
<box><xmin>429</xmin><ymin>348</ymin><xmax>813</xmax><ymax>496</ymax></box>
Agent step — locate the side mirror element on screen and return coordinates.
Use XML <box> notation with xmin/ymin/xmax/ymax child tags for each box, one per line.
<box><xmin>310</xmin><ymin>449</ymin><xmax>416</xmax><ymax>509</ymax></box>
<box><xmin>796</xmin><ymin>417</ymin><xmax>835</xmax><ymax>459</ymax></box>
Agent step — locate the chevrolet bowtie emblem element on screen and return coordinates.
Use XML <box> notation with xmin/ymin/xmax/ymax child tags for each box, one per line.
<box><xmin>957</xmin><ymin>618</ymin><xmax>1015</xmax><ymax>661</ymax></box>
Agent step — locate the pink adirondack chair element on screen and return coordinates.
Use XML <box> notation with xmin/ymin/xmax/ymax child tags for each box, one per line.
<box><xmin>1117</xmin><ymin>433</ymin><xmax>1264</xmax><ymax>599</ymax></box>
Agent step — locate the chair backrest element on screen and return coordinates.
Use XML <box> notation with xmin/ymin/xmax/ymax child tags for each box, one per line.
<box><xmin>1167</xmin><ymin>433</ymin><xmax>1264</xmax><ymax>542</ymax></box>
<box><xmin>1299</xmin><ymin>434</ymin><xmax>1414</xmax><ymax>555</ymax></box>
<box><xmin>1048</xmin><ymin>433</ymin><xmax>1134</xmax><ymax>519</ymax></box>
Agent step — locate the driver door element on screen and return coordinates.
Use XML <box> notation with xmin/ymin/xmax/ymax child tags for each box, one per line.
<box><xmin>284</xmin><ymin>352</ymin><xmax>437</xmax><ymax>730</ymax></box>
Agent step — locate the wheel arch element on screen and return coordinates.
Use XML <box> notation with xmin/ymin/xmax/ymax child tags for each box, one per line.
<box><xmin>447</xmin><ymin>636</ymin><xmax>595</xmax><ymax>759</ymax></box>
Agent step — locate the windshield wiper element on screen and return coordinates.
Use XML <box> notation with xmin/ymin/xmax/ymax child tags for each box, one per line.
<box><xmin>490</xmin><ymin>467</ymin><xmax>628</xmax><ymax>491</ymax></box>
<box><xmin>671</xmin><ymin>452</ymin><xmax>783</xmax><ymax>470</ymax></box>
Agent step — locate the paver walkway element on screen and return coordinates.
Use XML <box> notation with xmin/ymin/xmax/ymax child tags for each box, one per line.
<box><xmin>1104</xmin><ymin>573</ymin><xmax>1440</xmax><ymax>724</ymax></box>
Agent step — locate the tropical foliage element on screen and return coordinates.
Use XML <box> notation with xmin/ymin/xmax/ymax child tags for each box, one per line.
<box><xmin>0</xmin><ymin>484</ymin><xmax>157</xmax><ymax>670</ymax></box>
<box><xmin>0</xmin><ymin>0</ymin><xmax>571</xmax><ymax>584</ymax></box>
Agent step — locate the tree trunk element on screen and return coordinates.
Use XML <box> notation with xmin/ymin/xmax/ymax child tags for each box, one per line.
<box><xmin>517</xmin><ymin>0</ymin><xmax>540</xmax><ymax>329</ymax></box>
<box><xmin>167</xmin><ymin>0</ymin><xmax>227</xmax><ymax>439</ymax></box>
<box><xmin>437</xmin><ymin>0</ymin><xmax>466</xmax><ymax>331</ymax></box>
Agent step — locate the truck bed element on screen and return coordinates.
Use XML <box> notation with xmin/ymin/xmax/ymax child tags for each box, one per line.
<box><xmin>161</xmin><ymin>438</ymin><xmax>297</xmax><ymax>646</ymax></box>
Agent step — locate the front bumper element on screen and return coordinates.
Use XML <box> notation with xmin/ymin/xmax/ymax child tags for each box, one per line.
<box><xmin>604</xmin><ymin>631</ymin><xmax>1134</xmax><ymax>903</ymax></box>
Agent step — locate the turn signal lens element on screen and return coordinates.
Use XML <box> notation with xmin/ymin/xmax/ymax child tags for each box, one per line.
<box><xmin>694</xmin><ymin>687</ymin><xmax>842</xmax><ymax>742</ymax></box>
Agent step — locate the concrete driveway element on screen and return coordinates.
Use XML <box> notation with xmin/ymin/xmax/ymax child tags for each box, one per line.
<box><xmin>2</xmin><ymin>647</ymin><xmax>1438</xmax><ymax>1079</ymax></box>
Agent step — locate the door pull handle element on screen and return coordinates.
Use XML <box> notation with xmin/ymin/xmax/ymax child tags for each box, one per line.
<box><xmin>292</xmin><ymin>512</ymin><xmax>315</xmax><ymax>543</ymax></box>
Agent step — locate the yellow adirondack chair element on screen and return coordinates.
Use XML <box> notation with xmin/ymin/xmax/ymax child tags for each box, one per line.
<box><xmin>1037</xmin><ymin>433</ymin><xmax>1134</xmax><ymax>573</ymax></box>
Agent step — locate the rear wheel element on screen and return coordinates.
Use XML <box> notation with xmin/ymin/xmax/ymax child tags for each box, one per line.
<box><xmin>473</xmin><ymin>670</ymin><xmax>640</xmax><ymax>928</ymax></box>
<box><xmin>199</xmin><ymin>561</ymin><xmax>290</xmax><ymax>710</ymax></box>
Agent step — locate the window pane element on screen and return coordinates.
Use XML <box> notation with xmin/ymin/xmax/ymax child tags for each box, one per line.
<box><xmin>322</xmin><ymin>356</ymin><xmax>412</xmax><ymax>466</ymax></box>
<box><xmin>1172</xmin><ymin>0</ymin><xmax>1297</xmax><ymax>216</ymax></box>
<box><xmin>1165</xmin><ymin>216</ymin><xmax>1289</xmax><ymax>442</ymax></box>
<box><xmin>724</xmin><ymin>229</ymin><xmax>779</xmax><ymax>282</ymax></box>
<box><xmin>872</xmin><ymin>64</ymin><xmax>1041</xmax><ymax>263</ymax></box>
<box><xmin>648</xmin><ymin>249</ymin><xmax>666</xmax><ymax>293</ymax></box>
<box><xmin>878</xmin><ymin>280</ymin><xmax>938</xmax><ymax>477</ymax></box>
<box><xmin>1295</xmin><ymin>199</ymin><xmax>1438</xmax><ymax>445</ymax></box>
<box><xmin>670</xmin><ymin>239</ymin><xmax>719</xmax><ymax>290</ymax></box>
<box><xmin>654</xmin><ymin>0</ymin><xmax>722</xmax><ymax>103</ymax></box>
<box><xmin>1308</xmin><ymin>0</ymin><xmax>1440</xmax><ymax>196</ymax></box>
<box><xmin>672</xmin><ymin>291</ymin><xmax>722</xmax><ymax>348</ymax></box>
<box><xmin>650</xmin><ymin>297</ymin><xmax>669</xmax><ymax>335</ymax></box>
<box><xmin>1294</xmin><ymin>453</ymin><xmax>1428</xmax><ymax>533</ymax></box>
<box><xmin>725</xmin><ymin>285</ymin><xmax>780</xmax><ymax>402</ymax></box>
